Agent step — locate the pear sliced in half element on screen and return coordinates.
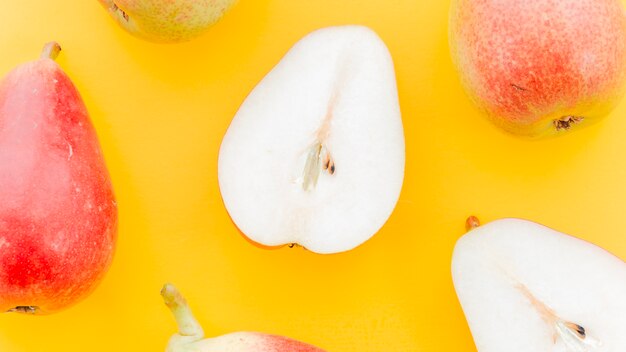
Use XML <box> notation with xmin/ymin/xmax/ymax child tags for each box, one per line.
<box><xmin>452</xmin><ymin>218</ymin><xmax>626</xmax><ymax>352</ymax></box>
<box><xmin>218</xmin><ymin>26</ymin><xmax>405</xmax><ymax>254</ymax></box>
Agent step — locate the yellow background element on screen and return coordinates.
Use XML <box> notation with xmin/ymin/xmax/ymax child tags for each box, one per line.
<box><xmin>1</xmin><ymin>0</ymin><xmax>626</xmax><ymax>351</ymax></box>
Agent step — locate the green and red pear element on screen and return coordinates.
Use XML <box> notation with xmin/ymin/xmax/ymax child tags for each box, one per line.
<box><xmin>162</xmin><ymin>284</ymin><xmax>326</xmax><ymax>351</ymax></box>
<box><xmin>450</xmin><ymin>0</ymin><xmax>626</xmax><ymax>137</ymax></box>
<box><xmin>98</xmin><ymin>0</ymin><xmax>238</xmax><ymax>43</ymax></box>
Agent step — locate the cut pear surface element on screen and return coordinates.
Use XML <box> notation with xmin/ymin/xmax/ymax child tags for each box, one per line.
<box><xmin>452</xmin><ymin>219</ymin><xmax>626</xmax><ymax>352</ymax></box>
<box><xmin>218</xmin><ymin>26</ymin><xmax>405</xmax><ymax>254</ymax></box>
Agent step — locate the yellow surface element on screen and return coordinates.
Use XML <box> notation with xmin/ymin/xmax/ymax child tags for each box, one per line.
<box><xmin>1</xmin><ymin>1</ymin><xmax>626</xmax><ymax>351</ymax></box>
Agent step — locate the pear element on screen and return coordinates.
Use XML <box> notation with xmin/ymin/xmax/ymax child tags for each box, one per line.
<box><xmin>162</xmin><ymin>284</ymin><xmax>326</xmax><ymax>351</ymax></box>
<box><xmin>449</xmin><ymin>0</ymin><xmax>626</xmax><ymax>137</ymax></box>
<box><xmin>452</xmin><ymin>218</ymin><xmax>626</xmax><ymax>351</ymax></box>
<box><xmin>97</xmin><ymin>0</ymin><xmax>238</xmax><ymax>43</ymax></box>
<box><xmin>0</xmin><ymin>43</ymin><xmax>117</xmax><ymax>314</ymax></box>
<box><xmin>218</xmin><ymin>26</ymin><xmax>405</xmax><ymax>254</ymax></box>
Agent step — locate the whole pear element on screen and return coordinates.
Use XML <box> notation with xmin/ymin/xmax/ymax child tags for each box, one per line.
<box><xmin>450</xmin><ymin>0</ymin><xmax>626</xmax><ymax>137</ymax></box>
<box><xmin>0</xmin><ymin>43</ymin><xmax>117</xmax><ymax>314</ymax></box>
<box><xmin>162</xmin><ymin>284</ymin><xmax>326</xmax><ymax>351</ymax></box>
<box><xmin>98</xmin><ymin>0</ymin><xmax>238</xmax><ymax>43</ymax></box>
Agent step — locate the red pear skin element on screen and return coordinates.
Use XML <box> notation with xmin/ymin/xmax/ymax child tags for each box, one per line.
<box><xmin>246</xmin><ymin>333</ymin><xmax>326</xmax><ymax>351</ymax></box>
<box><xmin>209</xmin><ymin>333</ymin><xmax>327</xmax><ymax>352</ymax></box>
<box><xmin>450</xmin><ymin>0</ymin><xmax>626</xmax><ymax>137</ymax></box>
<box><xmin>0</xmin><ymin>44</ymin><xmax>117</xmax><ymax>314</ymax></box>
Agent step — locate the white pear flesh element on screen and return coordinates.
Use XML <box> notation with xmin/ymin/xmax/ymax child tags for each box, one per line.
<box><xmin>218</xmin><ymin>26</ymin><xmax>405</xmax><ymax>254</ymax></box>
<box><xmin>452</xmin><ymin>218</ymin><xmax>626</xmax><ymax>352</ymax></box>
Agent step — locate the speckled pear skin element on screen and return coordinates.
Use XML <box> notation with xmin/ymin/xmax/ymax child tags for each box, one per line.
<box><xmin>98</xmin><ymin>0</ymin><xmax>238</xmax><ymax>43</ymax></box>
<box><xmin>450</xmin><ymin>0</ymin><xmax>626</xmax><ymax>138</ymax></box>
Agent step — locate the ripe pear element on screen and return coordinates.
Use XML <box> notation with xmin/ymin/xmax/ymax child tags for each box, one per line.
<box><xmin>450</xmin><ymin>0</ymin><xmax>626</xmax><ymax>137</ymax></box>
<box><xmin>0</xmin><ymin>43</ymin><xmax>118</xmax><ymax>314</ymax></box>
<box><xmin>452</xmin><ymin>218</ymin><xmax>626</xmax><ymax>351</ymax></box>
<box><xmin>161</xmin><ymin>284</ymin><xmax>326</xmax><ymax>351</ymax></box>
<box><xmin>218</xmin><ymin>26</ymin><xmax>405</xmax><ymax>254</ymax></box>
<box><xmin>97</xmin><ymin>0</ymin><xmax>238</xmax><ymax>43</ymax></box>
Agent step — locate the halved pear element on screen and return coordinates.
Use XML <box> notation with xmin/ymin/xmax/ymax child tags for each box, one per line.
<box><xmin>218</xmin><ymin>26</ymin><xmax>405</xmax><ymax>254</ymax></box>
<box><xmin>452</xmin><ymin>218</ymin><xmax>626</xmax><ymax>351</ymax></box>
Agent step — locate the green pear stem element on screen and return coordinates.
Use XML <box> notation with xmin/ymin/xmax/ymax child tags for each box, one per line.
<box><xmin>41</xmin><ymin>42</ymin><xmax>61</xmax><ymax>61</ymax></box>
<box><xmin>161</xmin><ymin>283</ymin><xmax>204</xmax><ymax>340</ymax></box>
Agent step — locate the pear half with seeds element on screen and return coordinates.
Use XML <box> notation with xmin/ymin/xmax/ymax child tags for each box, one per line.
<box><xmin>452</xmin><ymin>218</ymin><xmax>626</xmax><ymax>352</ymax></box>
<box><xmin>218</xmin><ymin>26</ymin><xmax>405</xmax><ymax>254</ymax></box>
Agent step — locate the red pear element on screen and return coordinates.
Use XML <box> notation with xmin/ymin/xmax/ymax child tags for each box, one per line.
<box><xmin>450</xmin><ymin>0</ymin><xmax>626</xmax><ymax>137</ymax></box>
<box><xmin>0</xmin><ymin>43</ymin><xmax>117</xmax><ymax>314</ymax></box>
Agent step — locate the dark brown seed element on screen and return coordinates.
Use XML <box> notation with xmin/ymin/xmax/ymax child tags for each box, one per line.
<box><xmin>574</xmin><ymin>324</ymin><xmax>586</xmax><ymax>338</ymax></box>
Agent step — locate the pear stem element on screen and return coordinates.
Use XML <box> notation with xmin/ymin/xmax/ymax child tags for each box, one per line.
<box><xmin>161</xmin><ymin>283</ymin><xmax>205</xmax><ymax>339</ymax></box>
<box><xmin>465</xmin><ymin>216</ymin><xmax>480</xmax><ymax>232</ymax></box>
<box><xmin>41</xmin><ymin>42</ymin><xmax>61</xmax><ymax>61</ymax></box>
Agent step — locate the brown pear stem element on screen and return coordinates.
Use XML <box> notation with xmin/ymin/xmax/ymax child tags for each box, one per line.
<box><xmin>465</xmin><ymin>216</ymin><xmax>480</xmax><ymax>232</ymax></box>
<box><xmin>41</xmin><ymin>42</ymin><xmax>62</xmax><ymax>60</ymax></box>
<box><xmin>161</xmin><ymin>283</ymin><xmax>205</xmax><ymax>340</ymax></box>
